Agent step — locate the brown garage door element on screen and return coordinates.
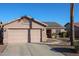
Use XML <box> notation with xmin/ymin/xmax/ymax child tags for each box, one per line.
<box><xmin>31</xmin><ymin>29</ymin><xmax>41</xmax><ymax>43</ymax></box>
<box><xmin>7</xmin><ymin>29</ymin><xmax>28</xmax><ymax>44</ymax></box>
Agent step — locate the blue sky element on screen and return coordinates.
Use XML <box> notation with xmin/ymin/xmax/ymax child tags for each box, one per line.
<box><xmin>0</xmin><ymin>3</ymin><xmax>79</xmax><ymax>26</ymax></box>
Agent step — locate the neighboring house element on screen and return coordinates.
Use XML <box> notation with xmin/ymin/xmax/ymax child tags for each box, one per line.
<box><xmin>3</xmin><ymin>16</ymin><xmax>47</xmax><ymax>44</ymax></box>
<box><xmin>44</xmin><ymin>22</ymin><xmax>65</xmax><ymax>38</ymax></box>
<box><xmin>65</xmin><ymin>22</ymin><xmax>79</xmax><ymax>38</ymax></box>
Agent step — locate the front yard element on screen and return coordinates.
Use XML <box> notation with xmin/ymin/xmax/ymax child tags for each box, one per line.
<box><xmin>46</xmin><ymin>38</ymin><xmax>79</xmax><ymax>56</ymax></box>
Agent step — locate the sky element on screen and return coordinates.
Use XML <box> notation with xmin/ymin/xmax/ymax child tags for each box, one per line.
<box><xmin>0</xmin><ymin>3</ymin><xmax>79</xmax><ymax>26</ymax></box>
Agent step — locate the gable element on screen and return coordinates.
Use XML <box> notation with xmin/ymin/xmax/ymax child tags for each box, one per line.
<box><xmin>4</xmin><ymin>18</ymin><xmax>30</xmax><ymax>28</ymax></box>
<box><xmin>32</xmin><ymin>21</ymin><xmax>45</xmax><ymax>28</ymax></box>
<box><xmin>4</xmin><ymin>16</ymin><xmax>47</xmax><ymax>29</ymax></box>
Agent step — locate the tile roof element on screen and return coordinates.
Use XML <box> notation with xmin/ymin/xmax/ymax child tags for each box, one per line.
<box><xmin>75</xmin><ymin>22</ymin><xmax>79</xmax><ymax>27</ymax></box>
<box><xmin>43</xmin><ymin>22</ymin><xmax>64</xmax><ymax>28</ymax></box>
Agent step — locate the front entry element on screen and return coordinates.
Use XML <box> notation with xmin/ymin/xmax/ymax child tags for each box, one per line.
<box><xmin>46</xmin><ymin>29</ymin><xmax>52</xmax><ymax>38</ymax></box>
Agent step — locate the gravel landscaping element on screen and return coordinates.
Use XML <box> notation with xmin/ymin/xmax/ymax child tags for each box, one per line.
<box><xmin>46</xmin><ymin>38</ymin><xmax>79</xmax><ymax>56</ymax></box>
<box><xmin>48</xmin><ymin>45</ymin><xmax>79</xmax><ymax>56</ymax></box>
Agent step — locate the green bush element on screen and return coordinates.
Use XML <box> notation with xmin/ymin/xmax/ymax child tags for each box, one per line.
<box><xmin>74</xmin><ymin>41</ymin><xmax>79</xmax><ymax>46</ymax></box>
<box><xmin>74</xmin><ymin>41</ymin><xmax>79</xmax><ymax>52</ymax></box>
<box><xmin>59</xmin><ymin>32</ymin><xmax>68</xmax><ymax>38</ymax></box>
<box><xmin>75</xmin><ymin>38</ymin><xmax>79</xmax><ymax>40</ymax></box>
<box><xmin>52</xmin><ymin>33</ymin><xmax>57</xmax><ymax>38</ymax></box>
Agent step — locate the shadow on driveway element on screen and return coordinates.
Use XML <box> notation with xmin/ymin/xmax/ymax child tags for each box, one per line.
<box><xmin>50</xmin><ymin>47</ymin><xmax>76</xmax><ymax>53</ymax></box>
<box><xmin>50</xmin><ymin>47</ymin><xmax>79</xmax><ymax>56</ymax></box>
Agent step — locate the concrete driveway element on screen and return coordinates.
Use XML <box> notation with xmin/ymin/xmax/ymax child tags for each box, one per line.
<box><xmin>0</xmin><ymin>43</ymin><xmax>64</xmax><ymax>56</ymax></box>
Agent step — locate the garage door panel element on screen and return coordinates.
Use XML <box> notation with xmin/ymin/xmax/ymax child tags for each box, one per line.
<box><xmin>31</xmin><ymin>29</ymin><xmax>40</xmax><ymax>43</ymax></box>
<box><xmin>8</xmin><ymin>29</ymin><xmax>28</xmax><ymax>43</ymax></box>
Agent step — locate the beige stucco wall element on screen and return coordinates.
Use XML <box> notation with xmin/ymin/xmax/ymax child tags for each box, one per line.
<box><xmin>51</xmin><ymin>29</ymin><xmax>56</xmax><ymax>33</ymax></box>
<box><xmin>42</xmin><ymin>28</ymin><xmax>47</xmax><ymax>42</ymax></box>
<box><xmin>4</xmin><ymin>18</ymin><xmax>29</xmax><ymax>29</ymax></box>
<box><xmin>60</xmin><ymin>29</ymin><xmax>65</xmax><ymax>32</ymax></box>
<box><xmin>51</xmin><ymin>28</ymin><xmax>65</xmax><ymax>34</ymax></box>
<box><xmin>32</xmin><ymin>22</ymin><xmax>44</xmax><ymax>28</ymax></box>
<box><xmin>4</xmin><ymin>18</ymin><xmax>45</xmax><ymax>29</ymax></box>
<box><xmin>3</xmin><ymin>18</ymin><xmax>47</xmax><ymax>44</ymax></box>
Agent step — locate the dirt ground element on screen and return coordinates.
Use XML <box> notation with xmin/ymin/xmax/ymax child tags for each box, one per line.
<box><xmin>48</xmin><ymin>45</ymin><xmax>79</xmax><ymax>56</ymax></box>
<box><xmin>46</xmin><ymin>38</ymin><xmax>79</xmax><ymax>56</ymax></box>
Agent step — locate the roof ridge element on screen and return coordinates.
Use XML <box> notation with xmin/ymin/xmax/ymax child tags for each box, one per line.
<box><xmin>4</xmin><ymin>16</ymin><xmax>47</xmax><ymax>27</ymax></box>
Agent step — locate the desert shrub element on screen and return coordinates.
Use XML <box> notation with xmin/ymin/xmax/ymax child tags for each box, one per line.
<box><xmin>52</xmin><ymin>33</ymin><xmax>57</xmax><ymax>38</ymax></box>
<box><xmin>74</xmin><ymin>41</ymin><xmax>79</xmax><ymax>52</ymax></box>
<box><xmin>59</xmin><ymin>32</ymin><xmax>68</xmax><ymax>38</ymax></box>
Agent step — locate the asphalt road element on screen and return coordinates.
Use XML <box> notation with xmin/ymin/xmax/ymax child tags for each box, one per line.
<box><xmin>0</xmin><ymin>43</ymin><xmax>64</xmax><ymax>56</ymax></box>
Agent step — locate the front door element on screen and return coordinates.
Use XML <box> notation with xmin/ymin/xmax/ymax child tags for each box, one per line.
<box><xmin>46</xmin><ymin>29</ymin><xmax>52</xmax><ymax>38</ymax></box>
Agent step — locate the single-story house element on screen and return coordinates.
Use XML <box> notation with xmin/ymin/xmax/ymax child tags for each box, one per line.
<box><xmin>0</xmin><ymin>16</ymin><xmax>66</xmax><ymax>44</ymax></box>
<box><xmin>44</xmin><ymin>22</ymin><xmax>65</xmax><ymax>38</ymax></box>
<box><xmin>65</xmin><ymin>22</ymin><xmax>79</xmax><ymax>38</ymax></box>
<box><xmin>3</xmin><ymin>16</ymin><xmax>47</xmax><ymax>44</ymax></box>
